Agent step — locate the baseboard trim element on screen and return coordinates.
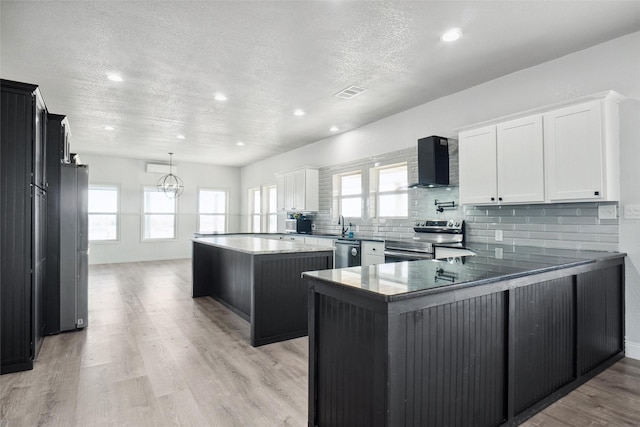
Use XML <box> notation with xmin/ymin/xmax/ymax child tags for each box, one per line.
<box><xmin>625</xmin><ymin>339</ymin><xmax>640</xmax><ymax>360</ymax></box>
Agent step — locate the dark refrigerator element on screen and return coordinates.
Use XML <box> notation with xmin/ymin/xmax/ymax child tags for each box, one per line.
<box><xmin>59</xmin><ymin>163</ymin><xmax>89</xmax><ymax>331</ymax></box>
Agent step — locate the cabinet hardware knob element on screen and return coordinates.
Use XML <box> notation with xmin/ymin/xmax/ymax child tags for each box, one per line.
<box><xmin>491</xmin><ymin>197</ymin><xmax>495</xmax><ymax>201</ymax></box>
<box><xmin>594</xmin><ymin>191</ymin><xmax>599</xmax><ymax>196</ymax></box>
<box><xmin>499</xmin><ymin>197</ymin><xmax>503</xmax><ymax>201</ymax></box>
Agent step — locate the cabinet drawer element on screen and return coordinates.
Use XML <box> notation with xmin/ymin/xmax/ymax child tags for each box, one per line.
<box><xmin>362</xmin><ymin>241</ymin><xmax>384</xmax><ymax>256</ymax></box>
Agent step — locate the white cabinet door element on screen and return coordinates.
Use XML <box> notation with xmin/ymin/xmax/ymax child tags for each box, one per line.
<box><xmin>276</xmin><ymin>173</ymin><xmax>286</xmax><ymax>211</ymax></box>
<box><xmin>292</xmin><ymin>169</ymin><xmax>306</xmax><ymax>211</ymax></box>
<box><xmin>304</xmin><ymin>237</ymin><xmax>320</xmax><ymax>245</ymax></box>
<box><xmin>284</xmin><ymin>173</ymin><xmax>296</xmax><ymax>210</ymax></box>
<box><xmin>274</xmin><ymin>169</ymin><xmax>319</xmax><ymax>212</ymax></box>
<box><xmin>459</xmin><ymin>125</ymin><xmax>498</xmax><ymax>205</ymax></box>
<box><xmin>361</xmin><ymin>241</ymin><xmax>385</xmax><ymax>266</ymax></box>
<box><xmin>496</xmin><ymin>115</ymin><xmax>545</xmax><ymax>203</ymax></box>
<box><xmin>544</xmin><ymin>101</ymin><xmax>604</xmax><ymax>201</ymax></box>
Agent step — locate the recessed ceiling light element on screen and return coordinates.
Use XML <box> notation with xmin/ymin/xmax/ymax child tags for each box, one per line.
<box><xmin>177</xmin><ymin>134</ymin><xmax>186</xmax><ymax>140</ymax></box>
<box><xmin>441</xmin><ymin>29</ymin><xmax>462</xmax><ymax>42</ymax></box>
<box><xmin>293</xmin><ymin>109</ymin><xmax>306</xmax><ymax>116</ymax></box>
<box><xmin>104</xmin><ymin>126</ymin><xmax>115</xmax><ymax>131</ymax></box>
<box><xmin>107</xmin><ymin>73</ymin><xmax>123</xmax><ymax>82</ymax></box>
<box><xmin>237</xmin><ymin>141</ymin><xmax>245</xmax><ymax>146</ymax></box>
<box><xmin>214</xmin><ymin>93</ymin><xmax>228</xmax><ymax>101</ymax></box>
<box><xmin>330</xmin><ymin>126</ymin><xmax>339</xmax><ymax>132</ymax></box>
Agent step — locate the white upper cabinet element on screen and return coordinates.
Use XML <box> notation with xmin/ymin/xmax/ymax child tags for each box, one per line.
<box><xmin>276</xmin><ymin>168</ymin><xmax>319</xmax><ymax>211</ymax></box>
<box><xmin>459</xmin><ymin>116</ymin><xmax>544</xmax><ymax>205</ymax></box>
<box><xmin>543</xmin><ymin>99</ymin><xmax>619</xmax><ymax>202</ymax></box>
<box><xmin>458</xmin><ymin>91</ymin><xmax>622</xmax><ymax>205</ymax></box>
<box><xmin>496</xmin><ymin>115</ymin><xmax>545</xmax><ymax>203</ymax></box>
<box><xmin>459</xmin><ymin>125</ymin><xmax>498</xmax><ymax>205</ymax></box>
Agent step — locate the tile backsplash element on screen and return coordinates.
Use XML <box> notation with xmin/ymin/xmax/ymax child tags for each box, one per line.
<box><xmin>312</xmin><ymin>143</ymin><xmax>619</xmax><ymax>251</ymax></box>
<box><xmin>465</xmin><ymin>203</ymin><xmax>619</xmax><ymax>251</ymax></box>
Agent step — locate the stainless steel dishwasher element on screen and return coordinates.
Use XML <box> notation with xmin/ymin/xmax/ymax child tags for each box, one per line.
<box><xmin>334</xmin><ymin>240</ymin><xmax>361</xmax><ymax>268</ymax></box>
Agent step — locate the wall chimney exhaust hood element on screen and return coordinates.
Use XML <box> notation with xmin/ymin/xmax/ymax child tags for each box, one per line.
<box><xmin>408</xmin><ymin>135</ymin><xmax>451</xmax><ymax>188</ymax></box>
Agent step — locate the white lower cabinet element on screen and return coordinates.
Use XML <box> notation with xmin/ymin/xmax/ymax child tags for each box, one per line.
<box><xmin>361</xmin><ymin>241</ymin><xmax>385</xmax><ymax>266</ymax></box>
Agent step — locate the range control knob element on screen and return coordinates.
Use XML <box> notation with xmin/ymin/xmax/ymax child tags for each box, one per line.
<box><xmin>447</xmin><ymin>220</ymin><xmax>454</xmax><ymax>228</ymax></box>
<box><xmin>454</xmin><ymin>221</ymin><xmax>461</xmax><ymax>228</ymax></box>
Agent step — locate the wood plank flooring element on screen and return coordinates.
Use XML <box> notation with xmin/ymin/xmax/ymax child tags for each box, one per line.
<box><xmin>1</xmin><ymin>259</ymin><xmax>639</xmax><ymax>426</ymax></box>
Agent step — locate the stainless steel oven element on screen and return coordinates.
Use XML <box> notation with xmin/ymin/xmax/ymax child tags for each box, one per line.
<box><xmin>384</xmin><ymin>219</ymin><xmax>464</xmax><ymax>263</ymax></box>
<box><xmin>384</xmin><ymin>241</ymin><xmax>434</xmax><ymax>262</ymax></box>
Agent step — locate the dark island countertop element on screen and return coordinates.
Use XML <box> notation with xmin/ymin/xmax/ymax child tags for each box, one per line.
<box><xmin>302</xmin><ymin>244</ymin><xmax>626</xmax><ymax>302</ymax></box>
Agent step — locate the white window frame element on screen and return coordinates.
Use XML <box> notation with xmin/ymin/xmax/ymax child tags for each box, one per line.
<box><xmin>248</xmin><ymin>187</ymin><xmax>261</xmax><ymax>233</ymax></box>
<box><xmin>335</xmin><ymin>171</ymin><xmax>362</xmax><ymax>218</ymax></box>
<box><xmin>142</xmin><ymin>186</ymin><xmax>178</xmax><ymax>241</ymax></box>
<box><xmin>197</xmin><ymin>187</ymin><xmax>228</xmax><ymax>234</ymax></box>
<box><xmin>88</xmin><ymin>184</ymin><xmax>120</xmax><ymax>243</ymax></box>
<box><xmin>372</xmin><ymin>162</ymin><xmax>408</xmax><ymax>218</ymax></box>
<box><xmin>264</xmin><ymin>184</ymin><xmax>278</xmax><ymax>233</ymax></box>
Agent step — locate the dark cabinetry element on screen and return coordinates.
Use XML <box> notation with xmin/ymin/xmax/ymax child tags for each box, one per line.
<box><xmin>1</xmin><ymin>80</ymin><xmax>48</xmax><ymax>374</ymax></box>
<box><xmin>306</xmin><ymin>257</ymin><xmax>625</xmax><ymax>427</ymax></box>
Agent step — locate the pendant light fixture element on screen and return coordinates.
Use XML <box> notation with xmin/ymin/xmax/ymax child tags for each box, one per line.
<box><xmin>157</xmin><ymin>152</ymin><xmax>184</xmax><ymax>198</ymax></box>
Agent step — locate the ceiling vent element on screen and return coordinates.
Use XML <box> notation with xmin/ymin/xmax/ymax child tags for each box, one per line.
<box><xmin>334</xmin><ymin>85</ymin><xmax>367</xmax><ymax>100</ymax></box>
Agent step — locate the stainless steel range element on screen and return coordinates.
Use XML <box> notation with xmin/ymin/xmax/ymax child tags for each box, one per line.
<box><xmin>384</xmin><ymin>219</ymin><xmax>464</xmax><ymax>263</ymax></box>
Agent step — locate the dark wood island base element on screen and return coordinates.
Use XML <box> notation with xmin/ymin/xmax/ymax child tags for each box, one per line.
<box><xmin>304</xmin><ymin>248</ymin><xmax>625</xmax><ymax>427</ymax></box>
<box><xmin>192</xmin><ymin>236</ymin><xmax>333</xmax><ymax>347</ymax></box>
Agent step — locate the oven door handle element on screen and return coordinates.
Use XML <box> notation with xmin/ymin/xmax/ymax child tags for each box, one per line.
<box><xmin>383</xmin><ymin>250</ymin><xmax>433</xmax><ymax>260</ymax></box>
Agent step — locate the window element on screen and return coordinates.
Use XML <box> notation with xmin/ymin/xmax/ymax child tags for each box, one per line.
<box><xmin>338</xmin><ymin>172</ymin><xmax>362</xmax><ymax>217</ymax></box>
<box><xmin>88</xmin><ymin>185</ymin><xmax>119</xmax><ymax>241</ymax></box>
<box><xmin>249</xmin><ymin>187</ymin><xmax>261</xmax><ymax>232</ymax></box>
<box><xmin>143</xmin><ymin>187</ymin><xmax>177</xmax><ymax>239</ymax></box>
<box><xmin>376</xmin><ymin>164</ymin><xmax>408</xmax><ymax>217</ymax></box>
<box><xmin>265</xmin><ymin>185</ymin><xmax>277</xmax><ymax>233</ymax></box>
<box><xmin>198</xmin><ymin>188</ymin><xmax>227</xmax><ymax>233</ymax></box>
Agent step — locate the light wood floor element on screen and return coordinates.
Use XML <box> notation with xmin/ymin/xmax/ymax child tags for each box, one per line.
<box><xmin>1</xmin><ymin>259</ymin><xmax>639</xmax><ymax>426</ymax></box>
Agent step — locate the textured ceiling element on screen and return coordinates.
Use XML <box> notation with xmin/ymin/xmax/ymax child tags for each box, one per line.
<box><xmin>1</xmin><ymin>1</ymin><xmax>639</xmax><ymax>167</ymax></box>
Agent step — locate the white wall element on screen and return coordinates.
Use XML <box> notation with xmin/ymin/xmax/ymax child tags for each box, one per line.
<box><xmin>240</xmin><ymin>32</ymin><xmax>640</xmax><ymax>358</ymax></box>
<box><xmin>80</xmin><ymin>154</ymin><xmax>241</xmax><ymax>264</ymax></box>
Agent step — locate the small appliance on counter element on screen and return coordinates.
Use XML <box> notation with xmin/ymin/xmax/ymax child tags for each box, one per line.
<box><xmin>285</xmin><ymin>212</ymin><xmax>313</xmax><ymax>234</ymax></box>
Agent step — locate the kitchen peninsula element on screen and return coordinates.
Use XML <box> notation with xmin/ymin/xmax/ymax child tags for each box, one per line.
<box><xmin>303</xmin><ymin>246</ymin><xmax>625</xmax><ymax>427</ymax></box>
<box><xmin>192</xmin><ymin>236</ymin><xmax>333</xmax><ymax>346</ymax></box>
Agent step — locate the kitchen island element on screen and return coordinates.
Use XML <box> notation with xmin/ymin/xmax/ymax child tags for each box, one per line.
<box><xmin>192</xmin><ymin>236</ymin><xmax>333</xmax><ymax>346</ymax></box>
<box><xmin>303</xmin><ymin>246</ymin><xmax>625</xmax><ymax>427</ymax></box>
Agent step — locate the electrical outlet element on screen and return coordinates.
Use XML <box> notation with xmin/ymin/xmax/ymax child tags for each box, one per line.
<box><xmin>624</xmin><ymin>204</ymin><xmax>640</xmax><ymax>220</ymax></box>
<box><xmin>495</xmin><ymin>248</ymin><xmax>503</xmax><ymax>259</ymax></box>
<box><xmin>77</xmin><ymin>318</ymin><xmax>84</xmax><ymax>326</ymax></box>
<box><xmin>356</xmin><ymin>225</ymin><xmax>360</xmax><ymax>232</ymax></box>
<box><xmin>598</xmin><ymin>205</ymin><xmax>617</xmax><ymax>220</ymax></box>
<box><xmin>495</xmin><ymin>229</ymin><xmax>503</xmax><ymax>242</ymax></box>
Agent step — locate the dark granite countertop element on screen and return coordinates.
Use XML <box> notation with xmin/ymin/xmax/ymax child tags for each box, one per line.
<box><xmin>302</xmin><ymin>245</ymin><xmax>626</xmax><ymax>302</ymax></box>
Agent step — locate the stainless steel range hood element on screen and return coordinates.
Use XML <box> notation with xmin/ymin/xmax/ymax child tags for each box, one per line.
<box><xmin>408</xmin><ymin>135</ymin><xmax>451</xmax><ymax>188</ymax></box>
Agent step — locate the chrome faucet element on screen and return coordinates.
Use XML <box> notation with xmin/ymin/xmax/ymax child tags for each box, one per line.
<box><xmin>338</xmin><ymin>215</ymin><xmax>348</xmax><ymax>237</ymax></box>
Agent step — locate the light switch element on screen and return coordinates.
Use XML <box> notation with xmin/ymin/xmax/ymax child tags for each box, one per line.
<box><xmin>624</xmin><ymin>204</ymin><xmax>640</xmax><ymax>220</ymax></box>
<box><xmin>598</xmin><ymin>205</ymin><xmax>617</xmax><ymax>220</ymax></box>
<box><xmin>495</xmin><ymin>229</ymin><xmax>503</xmax><ymax>242</ymax></box>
